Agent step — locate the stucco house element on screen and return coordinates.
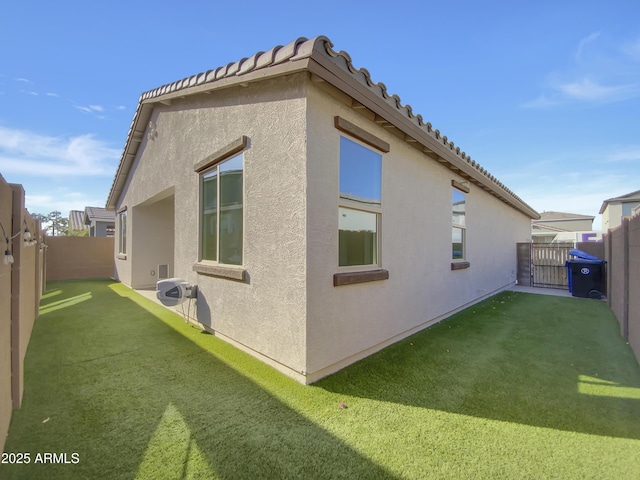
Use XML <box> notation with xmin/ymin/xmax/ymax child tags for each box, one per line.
<box><xmin>68</xmin><ymin>210</ymin><xmax>88</xmax><ymax>233</ymax></box>
<box><xmin>531</xmin><ymin>211</ymin><xmax>598</xmax><ymax>243</ymax></box>
<box><xmin>106</xmin><ymin>36</ymin><xmax>538</xmax><ymax>383</ymax></box>
<box><xmin>84</xmin><ymin>207</ymin><xmax>115</xmax><ymax>237</ymax></box>
<box><xmin>600</xmin><ymin>190</ymin><xmax>640</xmax><ymax>231</ymax></box>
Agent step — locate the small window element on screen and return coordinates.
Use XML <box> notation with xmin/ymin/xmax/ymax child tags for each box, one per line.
<box><xmin>339</xmin><ymin>136</ymin><xmax>382</xmax><ymax>267</ymax></box>
<box><xmin>201</xmin><ymin>153</ymin><xmax>243</xmax><ymax>265</ymax></box>
<box><xmin>452</xmin><ymin>189</ymin><xmax>466</xmax><ymax>260</ymax></box>
<box><xmin>118</xmin><ymin>210</ymin><xmax>127</xmax><ymax>255</ymax></box>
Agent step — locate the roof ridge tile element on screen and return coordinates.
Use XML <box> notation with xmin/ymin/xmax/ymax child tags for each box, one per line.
<box><xmin>273</xmin><ymin>37</ymin><xmax>308</xmax><ymax>65</ymax></box>
<box><xmin>255</xmin><ymin>46</ymin><xmax>279</xmax><ymax>69</ymax></box>
<box><xmin>238</xmin><ymin>52</ymin><xmax>263</xmax><ymax>75</ymax></box>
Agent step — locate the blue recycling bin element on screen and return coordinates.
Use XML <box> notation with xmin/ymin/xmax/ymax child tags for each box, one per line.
<box><xmin>565</xmin><ymin>249</ymin><xmax>606</xmax><ymax>299</ymax></box>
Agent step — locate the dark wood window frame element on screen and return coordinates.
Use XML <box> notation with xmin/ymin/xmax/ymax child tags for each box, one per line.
<box><xmin>193</xmin><ymin>263</ymin><xmax>247</xmax><ymax>282</ymax></box>
<box><xmin>333</xmin><ymin>269</ymin><xmax>389</xmax><ymax>286</ymax></box>
<box><xmin>193</xmin><ymin>135</ymin><xmax>249</xmax><ymax>281</ymax></box>
<box><xmin>451</xmin><ymin>180</ymin><xmax>470</xmax><ymax>270</ymax></box>
<box><xmin>117</xmin><ymin>207</ymin><xmax>127</xmax><ymax>260</ymax></box>
<box><xmin>334</xmin><ymin>116</ymin><xmax>390</xmax><ymax>286</ymax></box>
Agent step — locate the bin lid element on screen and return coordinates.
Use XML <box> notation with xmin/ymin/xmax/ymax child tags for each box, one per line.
<box><xmin>566</xmin><ymin>258</ymin><xmax>605</xmax><ymax>265</ymax></box>
<box><xmin>569</xmin><ymin>248</ymin><xmax>603</xmax><ymax>262</ymax></box>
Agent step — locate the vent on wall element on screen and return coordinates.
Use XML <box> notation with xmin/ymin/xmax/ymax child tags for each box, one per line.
<box><xmin>157</xmin><ymin>264</ymin><xmax>169</xmax><ymax>280</ymax></box>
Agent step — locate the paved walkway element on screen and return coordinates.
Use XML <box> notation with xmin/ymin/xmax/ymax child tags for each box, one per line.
<box><xmin>135</xmin><ymin>287</ymin><xmax>186</xmax><ymax>313</ymax></box>
<box><xmin>508</xmin><ymin>285</ymin><xmax>573</xmax><ymax>297</ymax></box>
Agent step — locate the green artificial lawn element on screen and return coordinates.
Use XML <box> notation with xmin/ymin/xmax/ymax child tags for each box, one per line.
<box><xmin>2</xmin><ymin>279</ymin><xmax>640</xmax><ymax>479</ymax></box>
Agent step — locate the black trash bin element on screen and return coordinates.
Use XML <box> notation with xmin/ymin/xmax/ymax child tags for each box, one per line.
<box><xmin>566</xmin><ymin>257</ymin><xmax>606</xmax><ymax>299</ymax></box>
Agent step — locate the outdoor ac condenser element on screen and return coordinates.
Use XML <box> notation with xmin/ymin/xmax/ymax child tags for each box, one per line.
<box><xmin>156</xmin><ymin>278</ymin><xmax>197</xmax><ymax>307</ymax></box>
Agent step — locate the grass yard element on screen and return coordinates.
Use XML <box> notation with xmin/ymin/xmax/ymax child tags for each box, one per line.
<box><xmin>2</xmin><ymin>279</ymin><xmax>640</xmax><ymax>479</ymax></box>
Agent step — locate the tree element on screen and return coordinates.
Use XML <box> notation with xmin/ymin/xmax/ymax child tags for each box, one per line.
<box><xmin>34</xmin><ymin>211</ymin><xmax>69</xmax><ymax>236</ymax></box>
<box><xmin>48</xmin><ymin>211</ymin><xmax>68</xmax><ymax>236</ymax></box>
<box><xmin>31</xmin><ymin>213</ymin><xmax>48</xmax><ymax>225</ymax></box>
<box><xmin>67</xmin><ymin>228</ymin><xmax>89</xmax><ymax>237</ymax></box>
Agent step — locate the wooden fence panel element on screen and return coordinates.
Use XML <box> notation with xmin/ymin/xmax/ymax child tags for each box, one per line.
<box><xmin>531</xmin><ymin>243</ymin><xmax>572</xmax><ymax>289</ymax></box>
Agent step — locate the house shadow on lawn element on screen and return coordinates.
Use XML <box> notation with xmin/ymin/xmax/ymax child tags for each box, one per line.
<box><xmin>318</xmin><ymin>292</ymin><xmax>640</xmax><ymax>441</ymax></box>
<box><xmin>1</xmin><ymin>279</ymin><xmax>399</xmax><ymax>480</ymax></box>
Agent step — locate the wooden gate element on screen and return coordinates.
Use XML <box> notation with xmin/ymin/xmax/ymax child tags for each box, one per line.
<box><xmin>517</xmin><ymin>243</ymin><xmax>572</xmax><ymax>289</ymax></box>
<box><xmin>517</xmin><ymin>242</ymin><xmax>606</xmax><ymax>290</ymax></box>
<box><xmin>531</xmin><ymin>243</ymin><xmax>572</xmax><ymax>289</ymax></box>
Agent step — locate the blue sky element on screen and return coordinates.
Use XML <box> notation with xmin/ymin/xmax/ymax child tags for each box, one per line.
<box><xmin>1</xmin><ymin>0</ymin><xmax>639</xmax><ymax>230</ymax></box>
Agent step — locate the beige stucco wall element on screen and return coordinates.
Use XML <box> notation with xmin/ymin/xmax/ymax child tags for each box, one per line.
<box><xmin>46</xmin><ymin>237</ymin><xmax>114</xmax><ymax>281</ymax></box>
<box><xmin>115</xmin><ymin>72</ymin><xmax>533</xmax><ymax>383</ymax></box>
<box><xmin>115</xmin><ymin>74</ymin><xmax>309</xmax><ymax>378</ymax></box>
<box><xmin>0</xmin><ymin>181</ymin><xmax>42</xmax><ymax>455</ymax></box>
<box><xmin>304</xmin><ymin>81</ymin><xmax>532</xmax><ymax>380</ymax></box>
<box><xmin>536</xmin><ymin>218</ymin><xmax>593</xmax><ymax>232</ymax></box>
<box><xmin>131</xmin><ymin>193</ymin><xmax>175</xmax><ymax>289</ymax></box>
<box><xmin>602</xmin><ymin>204</ymin><xmax>619</xmax><ymax>231</ymax></box>
<box><xmin>16</xmin><ymin>221</ymin><xmax>38</xmax><ymax>408</ymax></box>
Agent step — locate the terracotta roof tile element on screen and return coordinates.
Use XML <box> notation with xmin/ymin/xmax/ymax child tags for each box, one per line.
<box><xmin>107</xmin><ymin>36</ymin><xmax>537</xmax><ymax>219</ymax></box>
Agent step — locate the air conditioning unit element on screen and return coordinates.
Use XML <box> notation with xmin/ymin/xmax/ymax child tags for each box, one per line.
<box><xmin>156</xmin><ymin>278</ymin><xmax>197</xmax><ymax>307</ymax></box>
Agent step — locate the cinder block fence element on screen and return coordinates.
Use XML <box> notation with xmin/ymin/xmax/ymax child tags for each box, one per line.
<box><xmin>0</xmin><ymin>174</ymin><xmax>44</xmax><ymax>454</ymax></box>
<box><xmin>605</xmin><ymin>214</ymin><xmax>640</xmax><ymax>365</ymax></box>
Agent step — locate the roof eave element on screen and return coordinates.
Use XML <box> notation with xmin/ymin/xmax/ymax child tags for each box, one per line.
<box><xmin>599</xmin><ymin>189</ymin><xmax>640</xmax><ymax>214</ymax></box>
<box><xmin>107</xmin><ymin>35</ymin><xmax>539</xmax><ymax>221</ymax></box>
<box><xmin>106</xmin><ymin>58</ymin><xmax>312</xmax><ymax>210</ymax></box>
<box><xmin>536</xmin><ymin>216</ymin><xmax>595</xmax><ymax>222</ymax></box>
<box><xmin>306</xmin><ymin>56</ymin><xmax>539</xmax><ymax>220</ymax></box>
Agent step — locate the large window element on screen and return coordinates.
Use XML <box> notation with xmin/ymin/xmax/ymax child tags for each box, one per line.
<box><xmin>118</xmin><ymin>209</ymin><xmax>127</xmax><ymax>256</ymax></box>
<box><xmin>339</xmin><ymin>136</ymin><xmax>382</xmax><ymax>267</ymax></box>
<box><xmin>452</xmin><ymin>188</ymin><xmax>466</xmax><ymax>260</ymax></box>
<box><xmin>201</xmin><ymin>153</ymin><xmax>243</xmax><ymax>265</ymax></box>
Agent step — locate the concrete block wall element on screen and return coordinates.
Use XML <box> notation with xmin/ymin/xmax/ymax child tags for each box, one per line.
<box><xmin>0</xmin><ymin>173</ymin><xmax>43</xmax><ymax>454</ymax></box>
<box><xmin>605</xmin><ymin>214</ymin><xmax>640</xmax><ymax>365</ymax></box>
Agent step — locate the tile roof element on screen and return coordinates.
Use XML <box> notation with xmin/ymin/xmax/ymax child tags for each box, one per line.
<box><xmin>107</xmin><ymin>36</ymin><xmax>538</xmax><ymax>219</ymax></box>
<box><xmin>68</xmin><ymin>210</ymin><xmax>87</xmax><ymax>231</ymax></box>
<box><xmin>535</xmin><ymin>211</ymin><xmax>595</xmax><ymax>221</ymax></box>
<box><xmin>84</xmin><ymin>206</ymin><xmax>115</xmax><ymax>223</ymax></box>
<box><xmin>532</xmin><ymin>224</ymin><xmax>570</xmax><ymax>233</ymax></box>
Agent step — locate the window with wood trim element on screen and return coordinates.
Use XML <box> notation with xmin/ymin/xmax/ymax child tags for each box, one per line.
<box><xmin>452</xmin><ymin>188</ymin><xmax>466</xmax><ymax>260</ymax></box>
<box><xmin>201</xmin><ymin>153</ymin><xmax>244</xmax><ymax>265</ymax></box>
<box><xmin>118</xmin><ymin>209</ymin><xmax>127</xmax><ymax>256</ymax></box>
<box><xmin>339</xmin><ymin>136</ymin><xmax>382</xmax><ymax>267</ymax></box>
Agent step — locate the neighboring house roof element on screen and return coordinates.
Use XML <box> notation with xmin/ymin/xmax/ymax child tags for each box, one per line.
<box><xmin>599</xmin><ymin>189</ymin><xmax>640</xmax><ymax>214</ymax></box>
<box><xmin>535</xmin><ymin>211</ymin><xmax>595</xmax><ymax>222</ymax></box>
<box><xmin>532</xmin><ymin>223</ymin><xmax>571</xmax><ymax>233</ymax></box>
<box><xmin>84</xmin><ymin>206</ymin><xmax>115</xmax><ymax>225</ymax></box>
<box><xmin>106</xmin><ymin>36</ymin><xmax>539</xmax><ymax>219</ymax></box>
<box><xmin>68</xmin><ymin>210</ymin><xmax>87</xmax><ymax>231</ymax></box>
